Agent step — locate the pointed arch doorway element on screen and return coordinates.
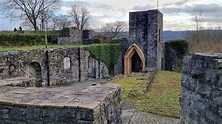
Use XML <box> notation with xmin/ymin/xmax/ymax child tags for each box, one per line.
<box><xmin>124</xmin><ymin>44</ymin><xmax>145</xmax><ymax>74</ymax></box>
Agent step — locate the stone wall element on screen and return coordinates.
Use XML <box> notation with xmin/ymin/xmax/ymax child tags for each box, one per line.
<box><xmin>58</xmin><ymin>28</ymin><xmax>83</xmax><ymax>44</ymax></box>
<box><xmin>0</xmin><ymin>84</ymin><xmax>122</xmax><ymax>124</ymax></box>
<box><xmin>0</xmin><ymin>50</ymin><xmax>46</xmax><ymax>80</ymax></box>
<box><xmin>180</xmin><ymin>53</ymin><xmax>222</xmax><ymax>123</ymax></box>
<box><xmin>58</xmin><ymin>37</ymin><xmax>82</xmax><ymax>45</ymax></box>
<box><xmin>0</xmin><ymin>48</ymin><xmax>109</xmax><ymax>86</ymax></box>
<box><xmin>126</xmin><ymin>9</ymin><xmax>163</xmax><ymax>70</ymax></box>
<box><xmin>164</xmin><ymin>42</ymin><xmax>177</xmax><ymax>71</ymax></box>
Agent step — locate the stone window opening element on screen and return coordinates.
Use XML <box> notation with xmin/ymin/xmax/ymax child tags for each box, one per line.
<box><xmin>64</xmin><ymin>57</ymin><xmax>71</xmax><ymax>70</ymax></box>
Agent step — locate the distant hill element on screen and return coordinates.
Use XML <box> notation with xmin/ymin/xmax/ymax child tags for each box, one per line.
<box><xmin>118</xmin><ymin>31</ymin><xmax>187</xmax><ymax>41</ymax></box>
<box><xmin>163</xmin><ymin>30</ymin><xmax>186</xmax><ymax>41</ymax></box>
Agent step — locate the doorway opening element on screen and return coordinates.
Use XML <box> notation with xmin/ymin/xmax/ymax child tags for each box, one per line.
<box><xmin>124</xmin><ymin>43</ymin><xmax>145</xmax><ymax>74</ymax></box>
<box><xmin>26</xmin><ymin>62</ymin><xmax>42</xmax><ymax>86</ymax></box>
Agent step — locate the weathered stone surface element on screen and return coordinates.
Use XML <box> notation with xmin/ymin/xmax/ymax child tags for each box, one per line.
<box><xmin>0</xmin><ymin>47</ymin><xmax>109</xmax><ymax>86</ymax></box>
<box><xmin>0</xmin><ymin>84</ymin><xmax>122</xmax><ymax>123</ymax></box>
<box><xmin>122</xmin><ymin>9</ymin><xmax>163</xmax><ymax>73</ymax></box>
<box><xmin>180</xmin><ymin>53</ymin><xmax>222</xmax><ymax>124</ymax></box>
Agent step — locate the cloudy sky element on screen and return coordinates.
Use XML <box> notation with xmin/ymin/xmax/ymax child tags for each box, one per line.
<box><xmin>0</xmin><ymin>0</ymin><xmax>221</xmax><ymax>31</ymax></box>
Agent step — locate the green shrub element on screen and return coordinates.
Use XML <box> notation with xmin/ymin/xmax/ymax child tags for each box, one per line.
<box><xmin>0</xmin><ymin>34</ymin><xmax>60</xmax><ymax>46</ymax></box>
<box><xmin>85</xmin><ymin>44</ymin><xmax>123</xmax><ymax>72</ymax></box>
<box><xmin>93</xmin><ymin>39</ymin><xmax>102</xmax><ymax>44</ymax></box>
<box><xmin>166</xmin><ymin>39</ymin><xmax>189</xmax><ymax>58</ymax></box>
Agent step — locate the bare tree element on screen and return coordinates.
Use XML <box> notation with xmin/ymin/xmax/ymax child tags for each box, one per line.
<box><xmin>68</xmin><ymin>5</ymin><xmax>90</xmax><ymax>30</ymax></box>
<box><xmin>101</xmin><ymin>21</ymin><xmax>127</xmax><ymax>38</ymax></box>
<box><xmin>0</xmin><ymin>0</ymin><xmax>61</xmax><ymax>31</ymax></box>
<box><xmin>186</xmin><ymin>11</ymin><xmax>222</xmax><ymax>53</ymax></box>
<box><xmin>52</xmin><ymin>15</ymin><xmax>71</xmax><ymax>30</ymax></box>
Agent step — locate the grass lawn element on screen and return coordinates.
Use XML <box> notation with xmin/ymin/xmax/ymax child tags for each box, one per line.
<box><xmin>0</xmin><ymin>43</ymin><xmax>108</xmax><ymax>52</ymax></box>
<box><xmin>113</xmin><ymin>71</ymin><xmax>181</xmax><ymax>118</ymax></box>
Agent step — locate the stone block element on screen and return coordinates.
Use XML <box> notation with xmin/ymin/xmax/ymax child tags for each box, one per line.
<box><xmin>215</xmin><ymin>59</ymin><xmax>222</xmax><ymax>69</ymax></box>
<box><xmin>197</xmin><ymin>84</ymin><xmax>212</xmax><ymax>98</ymax></box>
<box><xmin>195</xmin><ymin>59</ymin><xmax>203</xmax><ymax>69</ymax></box>
<box><xmin>77</xmin><ymin>120</ymin><xmax>93</xmax><ymax>124</ymax></box>
<box><xmin>41</xmin><ymin>108</ymin><xmax>57</xmax><ymax>121</ymax></box>
<box><xmin>199</xmin><ymin>116</ymin><xmax>210</xmax><ymax>124</ymax></box>
<box><xmin>213</xmin><ymin>96</ymin><xmax>222</xmax><ymax>106</ymax></box>
<box><xmin>206</xmin><ymin>109</ymin><xmax>222</xmax><ymax>123</ymax></box>
<box><xmin>25</xmin><ymin>107</ymin><xmax>41</xmax><ymax>120</ymax></box>
<box><xmin>8</xmin><ymin>107</ymin><xmax>25</xmax><ymax>121</ymax></box>
<box><xmin>218</xmin><ymin>107</ymin><xmax>222</xmax><ymax>117</ymax></box>
<box><xmin>76</xmin><ymin>108</ymin><xmax>94</xmax><ymax>121</ymax></box>
<box><xmin>191</xmin><ymin>68</ymin><xmax>204</xmax><ymax>79</ymax></box>
<box><xmin>181</xmin><ymin>75</ymin><xmax>189</xmax><ymax>88</ymax></box>
<box><xmin>193</xmin><ymin>101</ymin><xmax>206</xmax><ymax>116</ymax></box>
<box><xmin>205</xmin><ymin>69</ymin><xmax>218</xmax><ymax>85</ymax></box>
<box><xmin>57</xmin><ymin>108</ymin><xmax>77</xmax><ymax>122</ymax></box>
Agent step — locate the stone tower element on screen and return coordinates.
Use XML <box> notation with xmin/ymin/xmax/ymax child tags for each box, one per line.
<box><xmin>124</xmin><ymin>9</ymin><xmax>163</xmax><ymax>74</ymax></box>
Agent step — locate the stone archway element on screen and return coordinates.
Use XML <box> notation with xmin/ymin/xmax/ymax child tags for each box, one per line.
<box><xmin>26</xmin><ymin>62</ymin><xmax>42</xmax><ymax>86</ymax></box>
<box><xmin>124</xmin><ymin>43</ymin><xmax>145</xmax><ymax>74</ymax></box>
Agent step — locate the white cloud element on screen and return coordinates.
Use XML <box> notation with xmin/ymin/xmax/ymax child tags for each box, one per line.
<box><xmin>0</xmin><ymin>0</ymin><xmax>221</xmax><ymax>31</ymax></box>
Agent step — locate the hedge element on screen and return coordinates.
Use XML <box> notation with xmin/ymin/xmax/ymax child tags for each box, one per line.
<box><xmin>0</xmin><ymin>34</ymin><xmax>60</xmax><ymax>46</ymax></box>
<box><xmin>85</xmin><ymin>44</ymin><xmax>123</xmax><ymax>72</ymax></box>
<box><xmin>166</xmin><ymin>39</ymin><xmax>189</xmax><ymax>58</ymax></box>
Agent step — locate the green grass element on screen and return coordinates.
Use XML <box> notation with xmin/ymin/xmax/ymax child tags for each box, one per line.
<box><xmin>0</xmin><ymin>43</ymin><xmax>109</xmax><ymax>52</ymax></box>
<box><xmin>113</xmin><ymin>71</ymin><xmax>181</xmax><ymax>118</ymax></box>
<box><xmin>112</xmin><ymin>75</ymin><xmax>148</xmax><ymax>102</ymax></box>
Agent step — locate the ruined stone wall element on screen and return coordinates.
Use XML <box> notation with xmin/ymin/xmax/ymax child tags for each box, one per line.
<box><xmin>164</xmin><ymin>43</ymin><xmax>177</xmax><ymax>71</ymax></box>
<box><xmin>0</xmin><ymin>50</ymin><xmax>46</xmax><ymax>80</ymax></box>
<box><xmin>58</xmin><ymin>28</ymin><xmax>82</xmax><ymax>44</ymax></box>
<box><xmin>0</xmin><ymin>48</ymin><xmax>109</xmax><ymax>86</ymax></box>
<box><xmin>0</xmin><ymin>84</ymin><xmax>122</xmax><ymax>124</ymax></box>
<box><xmin>49</xmin><ymin>48</ymin><xmax>83</xmax><ymax>84</ymax></box>
<box><xmin>147</xmin><ymin>10</ymin><xmax>163</xmax><ymax>69</ymax></box>
<box><xmin>127</xmin><ymin>9</ymin><xmax>163</xmax><ymax>70</ymax></box>
<box><xmin>180</xmin><ymin>53</ymin><xmax>222</xmax><ymax>123</ymax></box>
<box><xmin>83</xmin><ymin>30</ymin><xmax>97</xmax><ymax>39</ymax></box>
<box><xmin>57</xmin><ymin>37</ymin><xmax>82</xmax><ymax>44</ymax></box>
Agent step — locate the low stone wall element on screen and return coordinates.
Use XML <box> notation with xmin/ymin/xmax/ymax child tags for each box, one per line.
<box><xmin>0</xmin><ymin>47</ymin><xmax>109</xmax><ymax>86</ymax></box>
<box><xmin>180</xmin><ymin>53</ymin><xmax>222</xmax><ymax>123</ymax></box>
<box><xmin>0</xmin><ymin>84</ymin><xmax>122</xmax><ymax>124</ymax></box>
<box><xmin>58</xmin><ymin>37</ymin><xmax>82</xmax><ymax>44</ymax></box>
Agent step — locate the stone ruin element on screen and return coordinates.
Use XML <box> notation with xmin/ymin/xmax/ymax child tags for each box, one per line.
<box><xmin>180</xmin><ymin>53</ymin><xmax>222</xmax><ymax>123</ymax></box>
<box><xmin>114</xmin><ymin>9</ymin><xmax>164</xmax><ymax>75</ymax></box>
<box><xmin>0</xmin><ymin>9</ymin><xmax>179</xmax><ymax>124</ymax></box>
<box><xmin>0</xmin><ymin>48</ymin><xmax>110</xmax><ymax>87</ymax></box>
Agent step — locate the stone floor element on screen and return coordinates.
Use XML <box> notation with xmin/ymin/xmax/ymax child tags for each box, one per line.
<box><xmin>0</xmin><ymin>77</ymin><xmax>35</xmax><ymax>87</ymax></box>
<box><xmin>0</xmin><ymin>81</ymin><xmax>119</xmax><ymax>110</ymax></box>
<box><xmin>0</xmin><ymin>77</ymin><xmax>180</xmax><ymax>124</ymax></box>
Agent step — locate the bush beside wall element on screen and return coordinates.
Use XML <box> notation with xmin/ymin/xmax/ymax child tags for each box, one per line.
<box><xmin>0</xmin><ymin>34</ymin><xmax>60</xmax><ymax>46</ymax></box>
<box><xmin>166</xmin><ymin>39</ymin><xmax>189</xmax><ymax>58</ymax></box>
<box><xmin>85</xmin><ymin>44</ymin><xmax>123</xmax><ymax>72</ymax></box>
<box><xmin>165</xmin><ymin>39</ymin><xmax>189</xmax><ymax>72</ymax></box>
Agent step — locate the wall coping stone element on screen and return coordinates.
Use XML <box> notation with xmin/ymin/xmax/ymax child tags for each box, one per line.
<box><xmin>0</xmin><ymin>84</ymin><xmax>121</xmax><ymax>110</ymax></box>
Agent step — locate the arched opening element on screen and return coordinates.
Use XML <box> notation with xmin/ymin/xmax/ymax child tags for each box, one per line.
<box><xmin>26</xmin><ymin>62</ymin><xmax>42</xmax><ymax>87</ymax></box>
<box><xmin>131</xmin><ymin>52</ymin><xmax>142</xmax><ymax>72</ymax></box>
<box><xmin>124</xmin><ymin>43</ymin><xmax>145</xmax><ymax>74</ymax></box>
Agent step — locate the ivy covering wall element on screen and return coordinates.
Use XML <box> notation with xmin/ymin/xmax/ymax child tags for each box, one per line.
<box><xmin>85</xmin><ymin>44</ymin><xmax>123</xmax><ymax>72</ymax></box>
